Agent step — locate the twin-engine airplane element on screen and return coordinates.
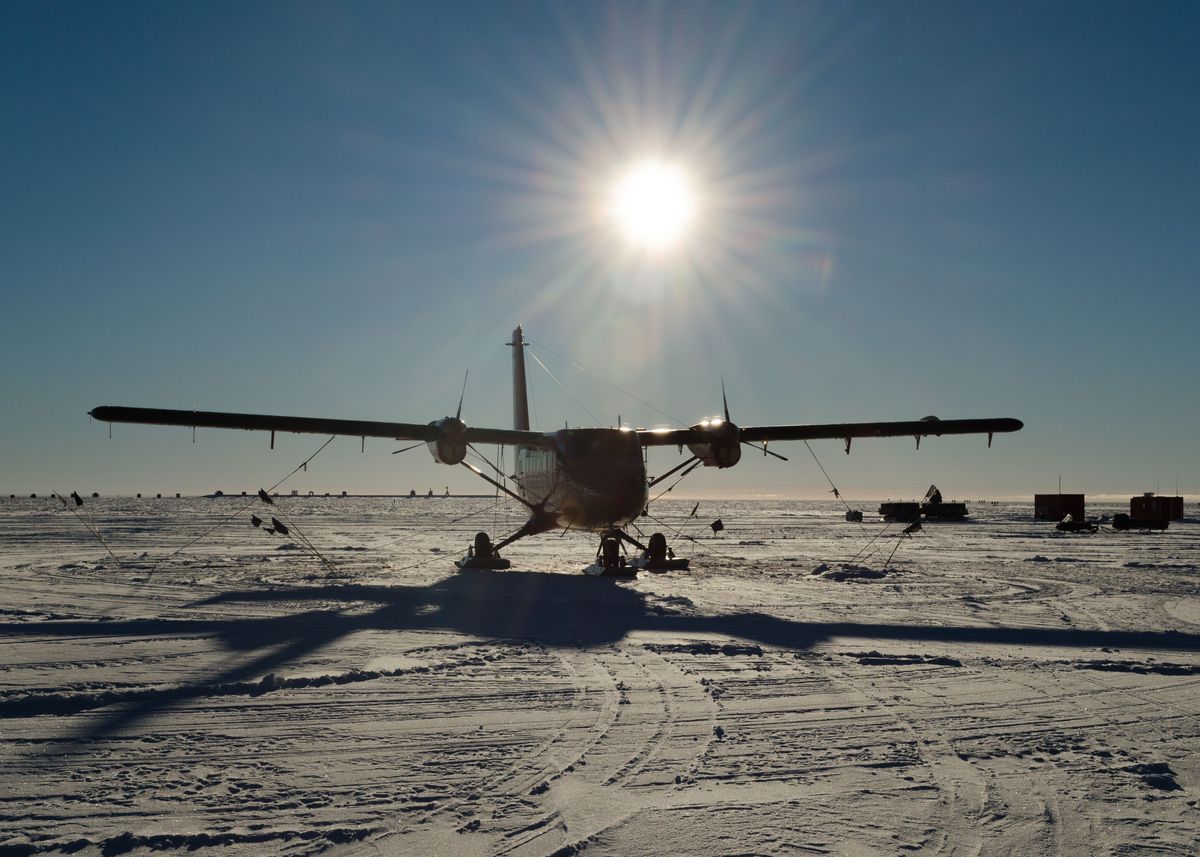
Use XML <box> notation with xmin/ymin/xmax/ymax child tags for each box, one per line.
<box><xmin>90</xmin><ymin>326</ymin><xmax>1022</xmax><ymax>576</ymax></box>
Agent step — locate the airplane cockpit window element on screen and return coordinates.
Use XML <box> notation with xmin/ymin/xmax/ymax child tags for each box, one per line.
<box><xmin>556</xmin><ymin>430</ymin><xmax>639</xmax><ymax>460</ymax></box>
<box><xmin>556</xmin><ymin>430</ymin><xmax>642</xmax><ymax>487</ymax></box>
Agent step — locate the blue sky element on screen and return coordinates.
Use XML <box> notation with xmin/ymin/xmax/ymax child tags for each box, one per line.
<box><xmin>2</xmin><ymin>1</ymin><xmax>1197</xmax><ymax>499</ymax></box>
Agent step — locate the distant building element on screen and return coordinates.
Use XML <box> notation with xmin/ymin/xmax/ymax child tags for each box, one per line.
<box><xmin>1034</xmin><ymin>494</ymin><xmax>1085</xmax><ymax>522</ymax></box>
<box><xmin>1130</xmin><ymin>493</ymin><xmax>1184</xmax><ymax>522</ymax></box>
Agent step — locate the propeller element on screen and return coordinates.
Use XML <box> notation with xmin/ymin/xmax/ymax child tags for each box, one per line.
<box><xmin>721</xmin><ymin>376</ymin><xmax>788</xmax><ymax>461</ymax></box>
<box><xmin>392</xmin><ymin>369</ymin><xmax>469</xmax><ymax>455</ymax></box>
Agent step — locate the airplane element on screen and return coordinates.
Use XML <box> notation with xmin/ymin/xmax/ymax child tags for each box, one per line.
<box><xmin>89</xmin><ymin>326</ymin><xmax>1022</xmax><ymax>576</ymax></box>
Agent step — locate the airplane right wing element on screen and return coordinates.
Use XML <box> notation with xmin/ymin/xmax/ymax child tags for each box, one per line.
<box><xmin>739</xmin><ymin>417</ymin><xmax>1024</xmax><ymax>444</ymax></box>
<box><xmin>637</xmin><ymin>417</ymin><xmax>1023</xmax><ymax>449</ymax></box>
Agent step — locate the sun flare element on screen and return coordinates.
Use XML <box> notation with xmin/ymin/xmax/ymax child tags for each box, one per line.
<box><xmin>610</xmin><ymin>160</ymin><xmax>698</xmax><ymax>251</ymax></box>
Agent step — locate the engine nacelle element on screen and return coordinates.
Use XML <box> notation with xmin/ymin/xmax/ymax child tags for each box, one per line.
<box><xmin>427</xmin><ymin>416</ymin><xmax>467</xmax><ymax>465</ymax></box>
<box><xmin>686</xmin><ymin>418</ymin><xmax>742</xmax><ymax>468</ymax></box>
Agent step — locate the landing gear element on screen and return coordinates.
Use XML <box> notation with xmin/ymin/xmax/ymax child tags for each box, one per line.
<box><xmin>629</xmin><ymin>531</ymin><xmax>689</xmax><ymax>573</ymax></box>
<box><xmin>455</xmin><ymin>531</ymin><xmax>512</xmax><ymax>570</ymax></box>
<box><xmin>456</xmin><ymin>520</ymin><xmax>688</xmax><ymax>576</ymax></box>
<box><xmin>582</xmin><ymin>531</ymin><xmax>636</xmax><ymax>577</ymax></box>
<box><xmin>582</xmin><ymin>530</ymin><xmax>689</xmax><ymax>576</ymax></box>
<box><xmin>454</xmin><ymin>511</ymin><xmax>559</xmax><ymax>571</ymax></box>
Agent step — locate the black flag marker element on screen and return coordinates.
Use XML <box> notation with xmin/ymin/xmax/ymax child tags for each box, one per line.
<box><xmin>258</xmin><ymin>489</ymin><xmax>274</xmax><ymax>505</ymax></box>
<box><xmin>271</xmin><ymin>517</ymin><xmax>289</xmax><ymax>536</ymax></box>
<box><xmin>71</xmin><ymin>491</ymin><xmax>84</xmax><ymax>507</ymax></box>
<box><xmin>690</xmin><ymin>502</ymin><xmax>700</xmax><ymax>517</ymax></box>
<box><xmin>903</xmin><ymin>520</ymin><xmax>922</xmax><ymax>535</ymax></box>
<box><xmin>251</xmin><ymin>515</ymin><xmax>263</xmax><ymax>528</ymax></box>
<box><xmin>710</xmin><ymin>518</ymin><xmax>724</xmax><ymax>533</ymax></box>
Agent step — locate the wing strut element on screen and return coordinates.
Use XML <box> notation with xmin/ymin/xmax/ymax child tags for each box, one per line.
<box><xmin>648</xmin><ymin>455</ymin><xmax>700</xmax><ymax>488</ymax></box>
<box><xmin>459</xmin><ymin>460</ymin><xmax>536</xmax><ymax>511</ymax></box>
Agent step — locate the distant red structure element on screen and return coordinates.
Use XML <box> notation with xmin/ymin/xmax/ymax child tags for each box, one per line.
<box><xmin>1034</xmin><ymin>494</ymin><xmax>1085</xmax><ymax>522</ymax></box>
<box><xmin>1130</xmin><ymin>493</ymin><xmax>1184</xmax><ymax>522</ymax></box>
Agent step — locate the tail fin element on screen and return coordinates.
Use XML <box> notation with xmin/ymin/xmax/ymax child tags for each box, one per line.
<box><xmin>509</xmin><ymin>325</ymin><xmax>530</xmax><ymax>430</ymax></box>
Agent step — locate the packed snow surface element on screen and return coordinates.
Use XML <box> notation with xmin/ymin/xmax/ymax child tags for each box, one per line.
<box><xmin>2</xmin><ymin>497</ymin><xmax>1198</xmax><ymax>855</ymax></box>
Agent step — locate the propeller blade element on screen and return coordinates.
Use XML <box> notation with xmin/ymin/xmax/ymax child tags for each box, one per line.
<box><xmin>721</xmin><ymin>376</ymin><xmax>730</xmax><ymax>422</ymax></box>
<box><xmin>391</xmin><ymin>441</ymin><xmax>425</xmax><ymax>455</ymax></box>
<box><xmin>456</xmin><ymin>369</ymin><xmax>469</xmax><ymax>421</ymax></box>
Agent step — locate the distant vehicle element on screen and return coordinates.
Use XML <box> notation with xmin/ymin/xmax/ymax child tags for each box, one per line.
<box><xmin>879</xmin><ymin>501</ymin><xmax>921</xmax><ymax>522</ymax></box>
<box><xmin>90</xmin><ymin>326</ymin><xmax>1022</xmax><ymax>575</ymax></box>
<box><xmin>921</xmin><ymin>485</ymin><xmax>969</xmax><ymax>520</ymax></box>
<box><xmin>1112</xmin><ymin>513</ymin><xmax>1169</xmax><ymax>532</ymax></box>
<box><xmin>1056</xmin><ymin>514</ymin><xmax>1098</xmax><ymax>533</ymax></box>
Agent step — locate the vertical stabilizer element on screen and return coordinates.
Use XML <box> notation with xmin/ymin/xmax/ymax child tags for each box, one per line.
<box><xmin>509</xmin><ymin>325</ymin><xmax>530</xmax><ymax>430</ymax></box>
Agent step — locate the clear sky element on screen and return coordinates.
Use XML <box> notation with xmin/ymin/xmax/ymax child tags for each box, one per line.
<box><xmin>2</xmin><ymin>1</ymin><xmax>1198</xmax><ymax>500</ymax></box>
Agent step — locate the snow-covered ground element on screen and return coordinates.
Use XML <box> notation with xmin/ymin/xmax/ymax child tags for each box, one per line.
<box><xmin>2</xmin><ymin>497</ymin><xmax>1198</xmax><ymax>855</ymax></box>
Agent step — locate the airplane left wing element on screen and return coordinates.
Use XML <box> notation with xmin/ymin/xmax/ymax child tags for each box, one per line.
<box><xmin>88</xmin><ymin>406</ymin><xmax>556</xmax><ymax>449</ymax></box>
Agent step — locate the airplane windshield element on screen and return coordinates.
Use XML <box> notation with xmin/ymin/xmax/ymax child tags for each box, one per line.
<box><xmin>556</xmin><ymin>429</ymin><xmax>640</xmax><ymax>461</ymax></box>
<box><xmin>555</xmin><ymin>429</ymin><xmax>642</xmax><ymax>491</ymax></box>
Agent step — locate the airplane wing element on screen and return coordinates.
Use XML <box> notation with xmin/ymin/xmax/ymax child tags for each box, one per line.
<box><xmin>637</xmin><ymin>417</ymin><xmax>1023</xmax><ymax>447</ymax></box>
<box><xmin>739</xmin><ymin>417</ymin><xmax>1023</xmax><ymax>443</ymax></box>
<box><xmin>88</xmin><ymin>406</ymin><xmax>557</xmax><ymax>449</ymax></box>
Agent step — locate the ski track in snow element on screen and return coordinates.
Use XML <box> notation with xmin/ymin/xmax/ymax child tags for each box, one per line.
<box><xmin>1</xmin><ymin>497</ymin><xmax>1198</xmax><ymax>856</ymax></box>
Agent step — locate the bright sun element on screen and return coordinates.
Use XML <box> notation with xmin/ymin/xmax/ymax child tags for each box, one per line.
<box><xmin>610</xmin><ymin>160</ymin><xmax>697</xmax><ymax>251</ymax></box>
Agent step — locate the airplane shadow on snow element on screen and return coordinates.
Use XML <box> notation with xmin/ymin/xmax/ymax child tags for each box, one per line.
<box><xmin>3</xmin><ymin>568</ymin><xmax>1199</xmax><ymax>746</ymax></box>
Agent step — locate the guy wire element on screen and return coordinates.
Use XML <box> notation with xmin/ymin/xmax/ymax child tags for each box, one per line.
<box><xmin>144</xmin><ymin>435</ymin><xmax>337</xmax><ymax>579</ymax></box>
<box><xmin>526</xmin><ymin>348</ymin><xmax>604</xmax><ymax>427</ymax></box>
<box><xmin>526</xmin><ymin>337</ymin><xmax>685</xmax><ymax>427</ymax></box>
<box><xmin>52</xmin><ymin>491</ymin><xmax>125</xmax><ymax>568</ymax></box>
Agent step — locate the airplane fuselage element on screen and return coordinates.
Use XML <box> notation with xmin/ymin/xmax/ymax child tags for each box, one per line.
<box><xmin>514</xmin><ymin>428</ymin><xmax>648</xmax><ymax>532</ymax></box>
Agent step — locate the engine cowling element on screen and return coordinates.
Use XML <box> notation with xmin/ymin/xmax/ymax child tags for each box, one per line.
<box><xmin>686</xmin><ymin>417</ymin><xmax>742</xmax><ymax>468</ymax></box>
<box><xmin>427</xmin><ymin>416</ymin><xmax>467</xmax><ymax>465</ymax></box>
